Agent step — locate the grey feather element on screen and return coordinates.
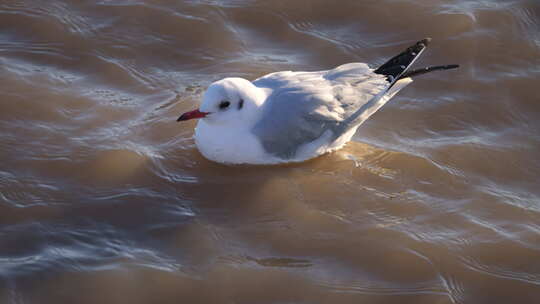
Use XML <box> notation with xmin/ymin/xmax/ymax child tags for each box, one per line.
<box><xmin>251</xmin><ymin>63</ymin><xmax>389</xmax><ymax>159</ymax></box>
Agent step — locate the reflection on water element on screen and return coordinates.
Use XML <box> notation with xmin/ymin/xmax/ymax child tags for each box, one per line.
<box><xmin>1</xmin><ymin>0</ymin><xmax>540</xmax><ymax>303</ymax></box>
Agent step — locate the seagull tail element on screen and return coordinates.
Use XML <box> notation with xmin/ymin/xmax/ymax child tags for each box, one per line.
<box><xmin>335</xmin><ymin>39</ymin><xmax>459</xmax><ymax>140</ymax></box>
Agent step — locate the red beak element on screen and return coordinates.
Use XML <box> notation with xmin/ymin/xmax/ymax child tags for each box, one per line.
<box><xmin>177</xmin><ymin>109</ymin><xmax>209</xmax><ymax>121</ymax></box>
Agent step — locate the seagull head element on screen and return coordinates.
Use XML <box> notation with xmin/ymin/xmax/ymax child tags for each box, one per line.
<box><xmin>177</xmin><ymin>78</ymin><xmax>265</xmax><ymax>126</ymax></box>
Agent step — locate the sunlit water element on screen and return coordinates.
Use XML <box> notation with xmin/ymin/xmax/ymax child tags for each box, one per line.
<box><xmin>1</xmin><ymin>0</ymin><xmax>540</xmax><ymax>303</ymax></box>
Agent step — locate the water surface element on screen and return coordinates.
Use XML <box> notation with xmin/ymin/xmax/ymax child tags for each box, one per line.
<box><xmin>1</xmin><ymin>0</ymin><xmax>540</xmax><ymax>303</ymax></box>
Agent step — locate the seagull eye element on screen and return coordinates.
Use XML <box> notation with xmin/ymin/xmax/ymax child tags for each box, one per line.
<box><xmin>219</xmin><ymin>101</ymin><xmax>230</xmax><ymax>109</ymax></box>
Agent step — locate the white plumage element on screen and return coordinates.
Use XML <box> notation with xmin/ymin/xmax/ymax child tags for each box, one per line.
<box><xmin>177</xmin><ymin>38</ymin><xmax>458</xmax><ymax>164</ymax></box>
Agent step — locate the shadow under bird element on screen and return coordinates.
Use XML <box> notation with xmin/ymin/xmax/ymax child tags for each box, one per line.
<box><xmin>178</xmin><ymin>38</ymin><xmax>459</xmax><ymax>164</ymax></box>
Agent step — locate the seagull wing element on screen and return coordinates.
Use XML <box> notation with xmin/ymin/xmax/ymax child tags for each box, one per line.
<box><xmin>251</xmin><ymin>63</ymin><xmax>388</xmax><ymax>160</ymax></box>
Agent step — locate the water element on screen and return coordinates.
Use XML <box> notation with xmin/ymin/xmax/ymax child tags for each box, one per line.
<box><xmin>1</xmin><ymin>0</ymin><xmax>539</xmax><ymax>303</ymax></box>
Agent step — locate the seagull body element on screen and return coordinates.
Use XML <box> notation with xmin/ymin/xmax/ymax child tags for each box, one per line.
<box><xmin>178</xmin><ymin>38</ymin><xmax>458</xmax><ymax>164</ymax></box>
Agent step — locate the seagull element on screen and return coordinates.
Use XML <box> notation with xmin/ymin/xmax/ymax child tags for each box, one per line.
<box><xmin>178</xmin><ymin>38</ymin><xmax>458</xmax><ymax>164</ymax></box>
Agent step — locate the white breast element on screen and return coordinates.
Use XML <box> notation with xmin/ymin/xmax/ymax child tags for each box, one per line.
<box><xmin>194</xmin><ymin>120</ymin><xmax>279</xmax><ymax>164</ymax></box>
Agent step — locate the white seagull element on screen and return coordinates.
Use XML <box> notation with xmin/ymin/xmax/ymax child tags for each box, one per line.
<box><xmin>178</xmin><ymin>38</ymin><xmax>458</xmax><ymax>164</ymax></box>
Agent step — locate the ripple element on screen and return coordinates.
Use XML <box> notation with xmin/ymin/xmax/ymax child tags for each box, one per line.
<box><xmin>0</xmin><ymin>222</ymin><xmax>181</xmax><ymax>277</ymax></box>
<box><xmin>460</xmin><ymin>254</ymin><xmax>540</xmax><ymax>286</ymax></box>
<box><xmin>320</xmin><ymin>281</ymin><xmax>446</xmax><ymax>296</ymax></box>
<box><xmin>438</xmin><ymin>271</ymin><xmax>467</xmax><ymax>304</ymax></box>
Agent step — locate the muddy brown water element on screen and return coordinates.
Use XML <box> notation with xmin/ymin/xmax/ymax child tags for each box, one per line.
<box><xmin>1</xmin><ymin>0</ymin><xmax>540</xmax><ymax>303</ymax></box>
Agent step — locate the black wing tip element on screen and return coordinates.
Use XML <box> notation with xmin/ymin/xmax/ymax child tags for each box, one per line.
<box><xmin>420</xmin><ymin>64</ymin><xmax>460</xmax><ymax>71</ymax></box>
<box><xmin>408</xmin><ymin>37</ymin><xmax>431</xmax><ymax>54</ymax></box>
<box><xmin>374</xmin><ymin>38</ymin><xmax>432</xmax><ymax>80</ymax></box>
<box><xmin>398</xmin><ymin>64</ymin><xmax>460</xmax><ymax>79</ymax></box>
<box><xmin>420</xmin><ymin>37</ymin><xmax>432</xmax><ymax>46</ymax></box>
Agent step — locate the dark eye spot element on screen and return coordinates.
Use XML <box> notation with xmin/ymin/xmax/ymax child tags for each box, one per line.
<box><xmin>219</xmin><ymin>101</ymin><xmax>230</xmax><ymax>109</ymax></box>
<box><xmin>238</xmin><ymin>99</ymin><xmax>244</xmax><ymax>110</ymax></box>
